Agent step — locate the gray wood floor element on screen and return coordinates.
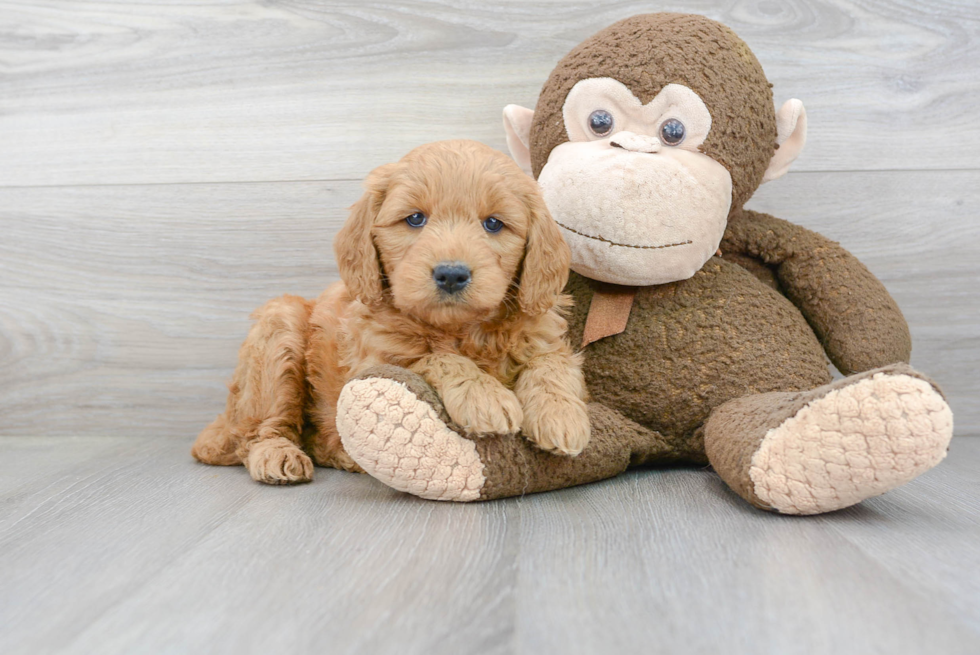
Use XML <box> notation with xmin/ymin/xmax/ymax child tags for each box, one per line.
<box><xmin>1</xmin><ymin>436</ymin><xmax>978</xmax><ymax>655</ymax></box>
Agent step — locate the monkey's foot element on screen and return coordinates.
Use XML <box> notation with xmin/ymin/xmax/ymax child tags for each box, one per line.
<box><xmin>337</xmin><ymin>366</ymin><xmax>660</xmax><ymax>501</ymax></box>
<box><xmin>705</xmin><ymin>364</ymin><xmax>954</xmax><ymax>515</ymax></box>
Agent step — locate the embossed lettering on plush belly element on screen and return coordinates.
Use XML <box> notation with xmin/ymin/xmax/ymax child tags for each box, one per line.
<box><xmin>565</xmin><ymin>259</ymin><xmax>832</xmax><ymax>439</ymax></box>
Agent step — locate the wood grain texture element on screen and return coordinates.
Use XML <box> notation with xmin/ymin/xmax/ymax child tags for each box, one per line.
<box><xmin>1</xmin><ymin>436</ymin><xmax>978</xmax><ymax>654</ymax></box>
<box><xmin>2</xmin><ymin>170</ymin><xmax>977</xmax><ymax>437</ymax></box>
<box><xmin>1</xmin><ymin>0</ymin><xmax>979</xmax><ymax>186</ymax></box>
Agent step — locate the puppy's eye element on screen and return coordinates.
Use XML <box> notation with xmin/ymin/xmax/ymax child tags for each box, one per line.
<box><xmin>405</xmin><ymin>212</ymin><xmax>427</xmax><ymax>228</ymax></box>
<box><xmin>659</xmin><ymin>118</ymin><xmax>685</xmax><ymax>145</ymax></box>
<box><xmin>482</xmin><ymin>216</ymin><xmax>504</xmax><ymax>233</ymax></box>
<box><xmin>588</xmin><ymin>110</ymin><xmax>614</xmax><ymax>137</ymax></box>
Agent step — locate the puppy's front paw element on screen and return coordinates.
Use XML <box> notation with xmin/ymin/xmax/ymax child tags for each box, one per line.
<box><xmin>246</xmin><ymin>437</ymin><xmax>314</xmax><ymax>485</ymax></box>
<box><xmin>443</xmin><ymin>381</ymin><xmax>523</xmax><ymax>437</ymax></box>
<box><xmin>523</xmin><ymin>395</ymin><xmax>590</xmax><ymax>456</ymax></box>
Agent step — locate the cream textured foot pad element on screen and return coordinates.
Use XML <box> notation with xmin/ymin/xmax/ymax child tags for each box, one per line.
<box><xmin>337</xmin><ymin>378</ymin><xmax>486</xmax><ymax>501</ymax></box>
<box><xmin>750</xmin><ymin>373</ymin><xmax>954</xmax><ymax>515</ymax></box>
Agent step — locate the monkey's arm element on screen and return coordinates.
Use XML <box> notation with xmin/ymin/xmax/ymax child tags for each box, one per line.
<box><xmin>721</xmin><ymin>209</ymin><xmax>911</xmax><ymax>374</ymax></box>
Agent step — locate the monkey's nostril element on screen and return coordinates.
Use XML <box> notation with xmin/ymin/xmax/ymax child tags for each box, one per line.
<box><xmin>432</xmin><ymin>263</ymin><xmax>471</xmax><ymax>294</ymax></box>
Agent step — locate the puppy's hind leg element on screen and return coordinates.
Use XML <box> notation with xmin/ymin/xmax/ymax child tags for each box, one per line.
<box><xmin>191</xmin><ymin>295</ymin><xmax>315</xmax><ymax>485</ymax></box>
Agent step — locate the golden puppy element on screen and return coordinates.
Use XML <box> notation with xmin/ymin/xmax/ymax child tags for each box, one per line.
<box><xmin>192</xmin><ymin>140</ymin><xmax>589</xmax><ymax>485</ymax></box>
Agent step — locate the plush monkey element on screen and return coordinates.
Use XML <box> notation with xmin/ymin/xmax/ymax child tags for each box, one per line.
<box><xmin>335</xmin><ymin>13</ymin><xmax>954</xmax><ymax>514</ymax></box>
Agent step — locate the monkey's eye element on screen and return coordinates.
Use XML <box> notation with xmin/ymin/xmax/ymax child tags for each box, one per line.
<box><xmin>405</xmin><ymin>212</ymin><xmax>427</xmax><ymax>228</ymax></box>
<box><xmin>482</xmin><ymin>216</ymin><xmax>504</xmax><ymax>233</ymax></box>
<box><xmin>659</xmin><ymin>119</ymin><xmax>686</xmax><ymax>145</ymax></box>
<box><xmin>588</xmin><ymin>110</ymin><xmax>614</xmax><ymax>137</ymax></box>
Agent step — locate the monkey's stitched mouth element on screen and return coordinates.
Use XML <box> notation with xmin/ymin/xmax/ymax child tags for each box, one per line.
<box><xmin>555</xmin><ymin>221</ymin><xmax>693</xmax><ymax>250</ymax></box>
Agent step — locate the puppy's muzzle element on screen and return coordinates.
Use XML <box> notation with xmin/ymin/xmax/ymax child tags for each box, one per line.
<box><xmin>432</xmin><ymin>262</ymin><xmax>471</xmax><ymax>295</ymax></box>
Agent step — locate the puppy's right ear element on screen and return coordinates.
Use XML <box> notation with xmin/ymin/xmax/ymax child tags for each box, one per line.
<box><xmin>517</xmin><ymin>184</ymin><xmax>570</xmax><ymax>316</ymax></box>
<box><xmin>334</xmin><ymin>163</ymin><xmax>396</xmax><ymax>306</ymax></box>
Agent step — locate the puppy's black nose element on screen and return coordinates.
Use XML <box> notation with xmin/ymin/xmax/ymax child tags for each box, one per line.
<box><xmin>432</xmin><ymin>263</ymin><xmax>471</xmax><ymax>294</ymax></box>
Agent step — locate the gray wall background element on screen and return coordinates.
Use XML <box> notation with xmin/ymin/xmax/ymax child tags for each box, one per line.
<box><xmin>1</xmin><ymin>0</ymin><xmax>977</xmax><ymax>437</ymax></box>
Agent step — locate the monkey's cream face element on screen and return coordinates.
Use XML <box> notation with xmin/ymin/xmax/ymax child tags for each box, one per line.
<box><xmin>537</xmin><ymin>79</ymin><xmax>733</xmax><ymax>286</ymax></box>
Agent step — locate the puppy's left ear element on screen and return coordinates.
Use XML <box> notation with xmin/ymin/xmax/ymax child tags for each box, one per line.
<box><xmin>334</xmin><ymin>163</ymin><xmax>396</xmax><ymax>306</ymax></box>
<box><xmin>518</xmin><ymin>186</ymin><xmax>571</xmax><ymax>315</ymax></box>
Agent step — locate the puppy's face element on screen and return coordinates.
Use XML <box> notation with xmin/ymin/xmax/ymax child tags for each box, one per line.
<box><xmin>335</xmin><ymin>141</ymin><xmax>571</xmax><ymax>329</ymax></box>
<box><xmin>376</xmin><ymin>150</ymin><xmax>529</xmax><ymax>328</ymax></box>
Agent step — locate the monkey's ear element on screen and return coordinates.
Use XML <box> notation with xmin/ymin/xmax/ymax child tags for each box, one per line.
<box><xmin>333</xmin><ymin>163</ymin><xmax>395</xmax><ymax>306</ymax></box>
<box><xmin>518</xmin><ymin>188</ymin><xmax>571</xmax><ymax>316</ymax></box>
<box><xmin>503</xmin><ymin>104</ymin><xmax>535</xmax><ymax>176</ymax></box>
<box><xmin>762</xmin><ymin>99</ymin><xmax>807</xmax><ymax>183</ymax></box>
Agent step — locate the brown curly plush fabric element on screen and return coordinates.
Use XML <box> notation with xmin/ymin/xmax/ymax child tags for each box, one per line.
<box><xmin>529</xmin><ymin>13</ymin><xmax>777</xmax><ymax>210</ymax></box>
<box><xmin>475</xmin><ymin>401</ymin><xmax>719</xmax><ymax>499</ymax></box>
<box><xmin>564</xmin><ymin>261</ymin><xmax>833</xmax><ymax>448</ymax></box>
<box><xmin>559</xmin><ymin>207</ymin><xmax>912</xmax><ymax>447</ymax></box>
<box><xmin>722</xmin><ymin>210</ymin><xmax>912</xmax><ymax>374</ymax></box>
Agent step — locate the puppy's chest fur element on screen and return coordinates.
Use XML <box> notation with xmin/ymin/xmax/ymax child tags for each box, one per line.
<box><xmin>340</xmin><ymin>298</ymin><xmax>568</xmax><ymax>388</ymax></box>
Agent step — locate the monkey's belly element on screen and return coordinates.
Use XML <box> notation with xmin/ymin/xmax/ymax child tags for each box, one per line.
<box><xmin>565</xmin><ymin>260</ymin><xmax>832</xmax><ymax>440</ymax></box>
